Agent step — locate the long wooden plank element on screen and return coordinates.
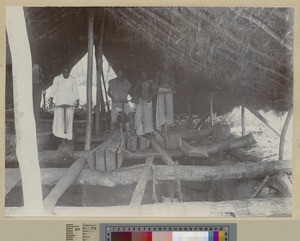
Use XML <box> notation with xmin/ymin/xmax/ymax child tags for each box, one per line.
<box><xmin>6</xmin><ymin>198</ymin><xmax>291</xmax><ymax>217</ymax></box>
<box><xmin>6</xmin><ymin>160</ymin><xmax>291</xmax><ymax>188</ymax></box>
<box><xmin>43</xmin><ymin>156</ymin><xmax>87</xmax><ymax>211</ymax></box>
<box><xmin>149</xmin><ymin>137</ymin><xmax>174</xmax><ymax>165</ymax></box>
<box><xmin>130</xmin><ymin>157</ymin><xmax>153</xmax><ymax>207</ymax></box>
<box><xmin>43</xmin><ymin>137</ymin><xmax>113</xmax><ymax>211</ymax></box>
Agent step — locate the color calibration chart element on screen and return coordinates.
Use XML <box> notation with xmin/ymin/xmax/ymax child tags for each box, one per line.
<box><xmin>100</xmin><ymin>224</ymin><xmax>237</xmax><ymax>241</ymax></box>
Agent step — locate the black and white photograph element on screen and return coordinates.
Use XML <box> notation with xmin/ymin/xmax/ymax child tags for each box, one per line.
<box><xmin>5</xmin><ymin>6</ymin><xmax>293</xmax><ymax>217</ymax></box>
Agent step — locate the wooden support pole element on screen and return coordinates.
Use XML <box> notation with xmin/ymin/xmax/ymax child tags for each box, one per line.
<box><xmin>279</xmin><ymin>106</ymin><xmax>293</xmax><ymax>160</ymax></box>
<box><xmin>130</xmin><ymin>157</ymin><xmax>153</xmax><ymax>207</ymax></box>
<box><xmin>243</xmin><ymin>102</ymin><xmax>281</xmax><ymax>137</ymax></box>
<box><xmin>95</xmin><ymin>12</ymin><xmax>105</xmax><ymax>134</ymax></box>
<box><xmin>268</xmin><ymin>172</ymin><xmax>292</xmax><ymax>197</ymax></box>
<box><xmin>84</xmin><ymin>10</ymin><xmax>95</xmax><ymax>151</ymax></box>
<box><xmin>6</xmin><ymin>198</ymin><xmax>292</xmax><ymax>217</ymax></box>
<box><xmin>241</xmin><ymin>103</ymin><xmax>245</xmax><ymax>136</ymax></box>
<box><xmin>6</xmin><ymin>160</ymin><xmax>291</xmax><ymax>190</ymax></box>
<box><xmin>251</xmin><ymin>175</ymin><xmax>270</xmax><ymax>198</ymax></box>
<box><xmin>101</xmin><ymin>64</ymin><xmax>110</xmax><ymax>112</ymax></box>
<box><xmin>209</xmin><ymin>94</ymin><xmax>214</xmax><ymax>127</ymax></box>
<box><xmin>6</xmin><ymin>6</ymin><xmax>44</xmax><ymax>215</ymax></box>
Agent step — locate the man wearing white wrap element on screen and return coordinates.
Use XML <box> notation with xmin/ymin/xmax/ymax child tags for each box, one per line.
<box><xmin>134</xmin><ymin>70</ymin><xmax>155</xmax><ymax>136</ymax></box>
<box><xmin>155</xmin><ymin>62</ymin><xmax>175</xmax><ymax>133</ymax></box>
<box><xmin>49</xmin><ymin>68</ymin><xmax>79</xmax><ymax>140</ymax></box>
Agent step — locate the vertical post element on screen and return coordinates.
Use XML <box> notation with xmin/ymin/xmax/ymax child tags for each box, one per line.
<box><xmin>208</xmin><ymin>93</ymin><xmax>214</xmax><ymax>127</ymax></box>
<box><xmin>95</xmin><ymin>12</ymin><xmax>105</xmax><ymax>134</ymax></box>
<box><xmin>85</xmin><ymin>10</ymin><xmax>95</xmax><ymax>151</ymax></box>
<box><xmin>101</xmin><ymin>64</ymin><xmax>110</xmax><ymax>112</ymax></box>
<box><xmin>278</xmin><ymin>106</ymin><xmax>293</xmax><ymax>160</ymax></box>
<box><xmin>6</xmin><ymin>6</ymin><xmax>44</xmax><ymax>214</ymax></box>
<box><xmin>241</xmin><ymin>102</ymin><xmax>245</xmax><ymax>136</ymax></box>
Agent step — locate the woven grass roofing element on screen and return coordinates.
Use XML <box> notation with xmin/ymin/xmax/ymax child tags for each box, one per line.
<box><xmin>6</xmin><ymin>7</ymin><xmax>294</xmax><ymax>116</ymax></box>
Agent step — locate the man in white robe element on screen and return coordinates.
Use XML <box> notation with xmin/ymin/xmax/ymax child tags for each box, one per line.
<box><xmin>134</xmin><ymin>70</ymin><xmax>155</xmax><ymax>136</ymax></box>
<box><xmin>49</xmin><ymin>68</ymin><xmax>79</xmax><ymax>140</ymax></box>
<box><xmin>155</xmin><ymin>62</ymin><xmax>175</xmax><ymax>133</ymax></box>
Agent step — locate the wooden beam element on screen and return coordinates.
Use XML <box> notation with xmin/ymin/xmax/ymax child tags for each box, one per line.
<box><xmin>246</xmin><ymin>104</ymin><xmax>280</xmax><ymax>137</ymax></box>
<box><xmin>251</xmin><ymin>175</ymin><xmax>270</xmax><ymax>198</ymax></box>
<box><xmin>43</xmin><ymin>156</ymin><xmax>87</xmax><ymax>211</ymax></box>
<box><xmin>6</xmin><ymin>160</ymin><xmax>291</xmax><ymax>189</ymax></box>
<box><xmin>95</xmin><ymin>11</ymin><xmax>105</xmax><ymax>134</ymax></box>
<box><xmin>241</xmin><ymin>103</ymin><xmax>245</xmax><ymax>136</ymax></box>
<box><xmin>208</xmin><ymin>94</ymin><xmax>214</xmax><ymax>127</ymax></box>
<box><xmin>84</xmin><ymin>10</ymin><xmax>95</xmax><ymax>151</ymax></box>
<box><xmin>268</xmin><ymin>172</ymin><xmax>292</xmax><ymax>197</ymax></box>
<box><xmin>101</xmin><ymin>64</ymin><xmax>110</xmax><ymax>112</ymax></box>
<box><xmin>130</xmin><ymin>157</ymin><xmax>153</xmax><ymax>207</ymax></box>
<box><xmin>6</xmin><ymin>6</ymin><xmax>44</xmax><ymax>215</ymax></box>
<box><xmin>6</xmin><ymin>198</ymin><xmax>292</xmax><ymax>217</ymax></box>
<box><xmin>149</xmin><ymin>137</ymin><xmax>175</xmax><ymax>165</ymax></box>
<box><xmin>206</xmin><ymin>133</ymin><xmax>256</xmax><ymax>155</ymax></box>
<box><xmin>279</xmin><ymin>106</ymin><xmax>293</xmax><ymax>160</ymax></box>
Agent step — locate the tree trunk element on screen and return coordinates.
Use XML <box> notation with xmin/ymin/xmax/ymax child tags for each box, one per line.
<box><xmin>6</xmin><ymin>6</ymin><xmax>44</xmax><ymax>215</ymax></box>
<box><xmin>6</xmin><ymin>160</ymin><xmax>291</xmax><ymax>191</ymax></box>
<box><xmin>206</xmin><ymin>133</ymin><xmax>256</xmax><ymax>155</ymax></box>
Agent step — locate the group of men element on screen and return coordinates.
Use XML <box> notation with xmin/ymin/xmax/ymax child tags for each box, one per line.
<box><xmin>108</xmin><ymin>63</ymin><xmax>175</xmax><ymax>138</ymax></box>
<box><xmin>47</xmin><ymin>62</ymin><xmax>175</xmax><ymax>142</ymax></box>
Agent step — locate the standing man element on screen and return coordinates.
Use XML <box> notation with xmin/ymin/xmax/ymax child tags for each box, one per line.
<box><xmin>32</xmin><ymin>64</ymin><xmax>45</xmax><ymax>129</ymax></box>
<box><xmin>108</xmin><ymin>70</ymin><xmax>134</xmax><ymax>135</ymax></box>
<box><xmin>134</xmin><ymin>70</ymin><xmax>155</xmax><ymax>136</ymax></box>
<box><xmin>49</xmin><ymin>67</ymin><xmax>79</xmax><ymax>141</ymax></box>
<box><xmin>155</xmin><ymin>62</ymin><xmax>175</xmax><ymax>133</ymax></box>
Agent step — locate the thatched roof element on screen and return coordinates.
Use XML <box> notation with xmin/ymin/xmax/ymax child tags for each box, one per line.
<box><xmin>6</xmin><ymin>7</ymin><xmax>293</xmax><ymax>116</ymax></box>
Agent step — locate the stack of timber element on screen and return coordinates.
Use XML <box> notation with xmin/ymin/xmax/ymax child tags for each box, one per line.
<box><xmin>5</xmin><ymin>128</ymin><xmax>260</xmax><ymax>166</ymax></box>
